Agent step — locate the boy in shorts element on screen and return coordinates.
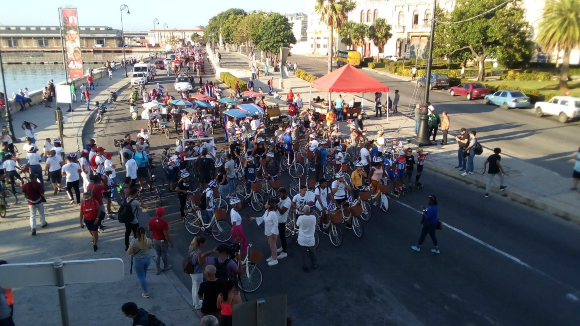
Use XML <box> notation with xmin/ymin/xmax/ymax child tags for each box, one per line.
<box><xmin>394</xmin><ymin>150</ymin><xmax>407</xmax><ymax>194</ymax></box>
<box><xmin>383</xmin><ymin>151</ymin><xmax>398</xmax><ymax>196</ymax></box>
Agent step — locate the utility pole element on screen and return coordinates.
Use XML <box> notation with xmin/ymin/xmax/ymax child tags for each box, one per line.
<box><xmin>120</xmin><ymin>4</ymin><xmax>130</xmax><ymax>77</ymax></box>
<box><xmin>416</xmin><ymin>0</ymin><xmax>437</xmax><ymax>146</ymax></box>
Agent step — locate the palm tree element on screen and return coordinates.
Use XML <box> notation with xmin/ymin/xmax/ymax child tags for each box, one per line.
<box><xmin>536</xmin><ymin>0</ymin><xmax>580</xmax><ymax>90</ymax></box>
<box><xmin>338</xmin><ymin>21</ymin><xmax>356</xmax><ymax>50</ymax></box>
<box><xmin>368</xmin><ymin>18</ymin><xmax>393</xmax><ymax>62</ymax></box>
<box><xmin>351</xmin><ymin>23</ymin><xmax>368</xmax><ymax>56</ymax></box>
<box><xmin>315</xmin><ymin>0</ymin><xmax>357</xmax><ymax>73</ymax></box>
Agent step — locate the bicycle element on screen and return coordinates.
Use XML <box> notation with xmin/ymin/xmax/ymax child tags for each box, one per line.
<box><xmin>183</xmin><ymin>207</ymin><xmax>232</xmax><ymax>242</ymax></box>
<box><xmin>0</xmin><ymin>181</ymin><xmax>18</xmax><ymax>218</ymax></box>
<box><xmin>234</xmin><ymin>243</ymin><xmax>263</xmax><ymax>293</ymax></box>
<box><xmin>285</xmin><ymin>209</ymin><xmax>320</xmax><ymax>250</ymax></box>
<box><xmin>281</xmin><ymin>145</ymin><xmax>305</xmax><ymax>178</ymax></box>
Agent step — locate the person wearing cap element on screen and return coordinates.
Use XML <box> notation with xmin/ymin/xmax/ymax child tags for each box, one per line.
<box><xmin>368</xmin><ymin>157</ymin><xmax>386</xmax><ymax>204</ymax></box>
<box><xmin>62</xmin><ymin>154</ymin><xmax>82</xmax><ymax>204</ymax></box>
<box><xmin>80</xmin><ymin>191</ymin><xmax>101</xmax><ymax>252</ymax></box>
<box><xmin>176</xmin><ymin>170</ymin><xmax>192</xmax><ymax>219</ymax></box>
<box><xmin>264</xmin><ymin>152</ymin><xmax>280</xmax><ymax>180</ymax></box>
<box><xmin>249</xmin><ymin>199</ymin><xmax>280</xmax><ymax>266</ymax></box>
<box><xmin>22</xmin><ymin>173</ymin><xmax>47</xmax><ymax>235</ymax></box>
<box><xmin>333</xmin><ymin>146</ymin><xmax>345</xmax><ymax>174</ymax></box>
<box><xmin>45</xmin><ymin>150</ymin><xmax>64</xmax><ymax>195</ymax></box>
<box><xmin>3</xmin><ymin>154</ymin><xmax>23</xmax><ymax>195</ymax></box>
<box><xmin>383</xmin><ymin>151</ymin><xmax>398</xmax><ymax>195</ymax></box>
<box><xmin>243</xmin><ymin>156</ymin><xmax>258</xmax><ymax>195</ymax></box>
<box><xmin>26</xmin><ymin>145</ymin><xmax>43</xmax><ymax>187</ymax></box>
<box><xmin>332</xmin><ymin>172</ymin><xmax>351</xmax><ymax>206</ymax></box>
<box><xmin>455</xmin><ymin>128</ymin><xmax>470</xmax><ymax>171</ymax></box>
<box><xmin>351</xmin><ymin>162</ymin><xmax>367</xmax><ymax>200</ymax></box>
<box><xmin>93</xmin><ymin>146</ymin><xmax>106</xmax><ymax>175</ymax></box>
<box><xmin>229</xmin><ymin>197</ymin><xmax>248</xmax><ymax>257</ymax></box>
<box><xmin>149</xmin><ymin>207</ymin><xmax>174</xmax><ymax>275</ymax></box>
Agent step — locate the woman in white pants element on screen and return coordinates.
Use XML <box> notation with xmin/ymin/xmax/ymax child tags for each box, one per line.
<box><xmin>80</xmin><ymin>150</ymin><xmax>91</xmax><ymax>193</ymax></box>
<box><xmin>188</xmin><ymin>236</ymin><xmax>214</xmax><ymax>310</ymax></box>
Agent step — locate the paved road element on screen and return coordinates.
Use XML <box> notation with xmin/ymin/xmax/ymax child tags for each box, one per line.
<box><xmin>86</xmin><ymin>64</ymin><xmax>580</xmax><ymax>326</ymax></box>
<box><xmin>288</xmin><ymin>54</ymin><xmax>580</xmax><ymax>177</ymax></box>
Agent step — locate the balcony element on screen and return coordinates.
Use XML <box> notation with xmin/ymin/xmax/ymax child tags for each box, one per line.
<box><xmin>393</xmin><ymin>26</ymin><xmax>406</xmax><ymax>33</ymax></box>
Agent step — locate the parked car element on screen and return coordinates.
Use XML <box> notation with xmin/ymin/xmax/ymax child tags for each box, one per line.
<box><xmin>417</xmin><ymin>73</ymin><xmax>450</xmax><ymax>90</ymax></box>
<box><xmin>383</xmin><ymin>55</ymin><xmax>399</xmax><ymax>62</ymax></box>
<box><xmin>484</xmin><ymin>90</ymin><xmax>532</xmax><ymax>109</ymax></box>
<box><xmin>131</xmin><ymin>72</ymin><xmax>147</xmax><ymax>86</ymax></box>
<box><xmin>534</xmin><ymin>96</ymin><xmax>580</xmax><ymax>123</ymax></box>
<box><xmin>154</xmin><ymin>59</ymin><xmax>165</xmax><ymax>70</ymax></box>
<box><xmin>174</xmin><ymin>76</ymin><xmax>193</xmax><ymax>92</ymax></box>
<box><xmin>449</xmin><ymin>83</ymin><xmax>490</xmax><ymax>100</ymax></box>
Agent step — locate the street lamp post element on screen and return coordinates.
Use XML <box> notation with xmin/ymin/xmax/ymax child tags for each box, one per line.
<box><xmin>152</xmin><ymin>18</ymin><xmax>159</xmax><ymax>58</ymax></box>
<box><xmin>120</xmin><ymin>4</ymin><xmax>130</xmax><ymax>77</ymax></box>
<box><xmin>415</xmin><ymin>0</ymin><xmax>437</xmax><ymax>146</ymax></box>
<box><xmin>0</xmin><ymin>49</ymin><xmax>15</xmax><ymax>139</ymax></box>
<box><xmin>163</xmin><ymin>23</ymin><xmax>168</xmax><ymax>52</ymax></box>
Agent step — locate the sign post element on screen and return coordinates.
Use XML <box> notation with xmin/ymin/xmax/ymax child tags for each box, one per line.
<box><xmin>0</xmin><ymin>258</ymin><xmax>124</xmax><ymax>326</ymax></box>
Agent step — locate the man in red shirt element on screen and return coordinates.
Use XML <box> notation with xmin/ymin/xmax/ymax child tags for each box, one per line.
<box><xmin>87</xmin><ymin>75</ymin><xmax>94</xmax><ymax>90</ymax></box>
<box><xmin>80</xmin><ymin>192</ymin><xmax>101</xmax><ymax>252</ymax></box>
<box><xmin>87</xmin><ymin>175</ymin><xmax>106</xmax><ymax>232</ymax></box>
<box><xmin>21</xmin><ymin>174</ymin><xmax>47</xmax><ymax>235</ymax></box>
<box><xmin>148</xmin><ymin>207</ymin><xmax>174</xmax><ymax>275</ymax></box>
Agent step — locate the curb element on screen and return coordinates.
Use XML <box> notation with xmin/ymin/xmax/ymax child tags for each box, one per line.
<box><xmin>361</xmin><ymin>67</ymin><xmax>414</xmax><ymax>82</ymax></box>
<box><xmin>425</xmin><ymin>164</ymin><xmax>580</xmax><ymax>223</ymax></box>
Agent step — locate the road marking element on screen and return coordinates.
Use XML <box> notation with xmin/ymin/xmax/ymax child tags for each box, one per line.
<box><xmin>394</xmin><ymin>199</ymin><xmax>580</xmax><ymax>297</ymax></box>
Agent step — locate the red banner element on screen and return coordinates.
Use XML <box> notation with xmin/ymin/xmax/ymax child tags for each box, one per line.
<box><xmin>61</xmin><ymin>8</ymin><xmax>83</xmax><ymax>78</ymax></box>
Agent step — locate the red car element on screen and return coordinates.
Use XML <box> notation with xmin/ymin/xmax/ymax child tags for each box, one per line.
<box><xmin>449</xmin><ymin>83</ymin><xmax>490</xmax><ymax>100</ymax></box>
<box><xmin>154</xmin><ymin>59</ymin><xmax>165</xmax><ymax>70</ymax></box>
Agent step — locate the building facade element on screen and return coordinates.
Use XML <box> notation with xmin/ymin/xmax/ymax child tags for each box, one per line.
<box><xmin>305</xmin><ymin>0</ymin><xmax>347</xmax><ymax>55</ymax></box>
<box><xmin>285</xmin><ymin>13</ymin><xmax>311</xmax><ymax>54</ymax></box>
<box><xmin>148</xmin><ymin>26</ymin><xmax>205</xmax><ymax>49</ymax></box>
<box><xmin>0</xmin><ymin>26</ymin><xmax>122</xmax><ymax>49</ymax></box>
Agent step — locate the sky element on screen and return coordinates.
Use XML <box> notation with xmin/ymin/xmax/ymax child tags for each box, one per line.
<box><xmin>0</xmin><ymin>0</ymin><xmax>310</xmax><ymax>31</ymax></box>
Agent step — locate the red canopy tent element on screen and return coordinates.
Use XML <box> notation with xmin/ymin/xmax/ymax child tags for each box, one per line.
<box><xmin>309</xmin><ymin>64</ymin><xmax>390</xmax><ymax>119</ymax></box>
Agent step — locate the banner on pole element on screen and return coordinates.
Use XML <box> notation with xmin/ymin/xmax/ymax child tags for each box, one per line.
<box><xmin>61</xmin><ymin>8</ymin><xmax>83</xmax><ymax>79</ymax></box>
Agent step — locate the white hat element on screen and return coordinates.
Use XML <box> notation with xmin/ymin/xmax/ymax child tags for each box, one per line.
<box><xmin>229</xmin><ymin>197</ymin><xmax>241</xmax><ymax>205</ymax></box>
<box><xmin>266</xmin><ymin>152</ymin><xmax>275</xmax><ymax>158</ymax></box>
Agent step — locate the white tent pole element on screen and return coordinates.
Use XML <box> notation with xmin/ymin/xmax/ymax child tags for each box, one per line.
<box><xmin>309</xmin><ymin>86</ymin><xmax>312</xmax><ymax>110</ymax></box>
<box><xmin>361</xmin><ymin>93</ymin><xmax>364</xmax><ymax>114</ymax></box>
<box><xmin>386</xmin><ymin>91</ymin><xmax>389</xmax><ymax>122</ymax></box>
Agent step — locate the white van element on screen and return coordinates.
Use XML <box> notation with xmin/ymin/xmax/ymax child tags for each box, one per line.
<box><xmin>133</xmin><ymin>62</ymin><xmax>151</xmax><ymax>81</ymax></box>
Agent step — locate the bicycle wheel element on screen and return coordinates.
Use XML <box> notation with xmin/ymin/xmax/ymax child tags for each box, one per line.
<box><xmin>361</xmin><ymin>201</ymin><xmax>371</xmax><ymax>221</ymax></box>
<box><xmin>184</xmin><ymin>214</ymin><xmax>201</xmax><ymax>235</ymax></box>
<box><xmin>289</xmin><ymin>163</ymin><xmax>304</xmax><ymax>179</ymax></box>
<box><xmin>352</xmin><ymin>216</ymin><xmax>364</xmax><ymax>238</ymax></box>
<box><xmin>324</xmin><ymin>164</ymin><xmax>334</xmax><ymax>179</ymax></box>
<box><xmin>343</xmin><ymin>173</ymin><xmax>351</xmax><ymax>185</ymax></box>
<box><xmin>328</xmin><ymin>224</ymin><xmax>343</xmax><ymax>248</ymax></box>
<box><xmin>381</xmin><ymin>195</ymin><xmax>389</xmax><ymax>213</ymax></box>
<box><xmin>289</xmin><ymin>180</ymin><xmax>299</xmax><ymax>197</ymax></box>
<box><xmin>250</xmin><ymin>192</ymin><xmax>264</xmax><ymax>212</ymax></box>
<box><xmin>214</xmin><ymin>198</ymin><xmax>229</xmax><ymax>211</ymax></box>
<box><xmin>280</xmin><ymin>158</ymin><xmax>288</xmax><ymax>171</ymax></box>
<box><xmin>313</xmin><ymin>231</ymin><xmax>320</xmax><ymax>250</ymax></box>
<box><xmin>155</xmin><ymin>187</ymin><xmax>163</xmax><ymax>206</ymax></box>
<box><xmin>235</xmin><ymin>183</ymin><xmax>245</xmax><ymax>196</ymax></box>
<box><xmin>285</xmin><ymin>218</ymin><xmax>294</xmax><ymax>238</ymax></box>
<box><xmin>0</xmin><ymin>203</ymin><xmax>5</xmax><ymax>218</ymax></box>
<box><xmin>238</xmin><ymin>264</ymin><xmax>262</xmax><ymax>293</ymax></box>
<box><xmin>212</xmin><ymin>220</ymin><xmax>232</xmax><ymax>242</ymax></box>
<box><xmin>165</xmin><ymin>128</ymin><xmax>171</xmax><ymax>139</ymax></box>
<box><xmin>4</xmin><ymin>190</ymin><xmax>18</xmax><ymax>206</ymax></box>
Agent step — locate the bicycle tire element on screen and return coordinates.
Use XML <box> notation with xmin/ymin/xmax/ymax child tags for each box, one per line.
<box><xmin>285</xmin><ymin>218</ymin><xmax>294</xmax><ymax>238</ymax></box>
<box><xmin>238</xmin><ymin>264</ymin><xmax>262</xmax><ymax>293</ymax></box>
<box><xmin>214</xmin><ymin>198</ymin><xmax>229</xmax><ymax>212</ymax></box>
<box><xmin>343</xmin><ymin>173</ymin><xmax>351</xmax><ymax>185</ymax></box>
<box><xmin>155</xmin><ymin>178</ymin><xmax>165</xmax><ymax>191</ymax></box>
<box><xmin>289</xmin><ymin>180</ymin><xmax>299</xmax><ymax>198</ymax></box>
<box><xmin>155</xmin><ymin>187</ymin><xmax>163</xmax><ymax>206</ymax></box>
<box><xmin>328</xmin><ymin>224</ymin><xmax>343</xmax><ymax>247</ymax></box>
<box><xmin>280</xmin><ymin>158</ymin><xmax>288</xmax><ymax>171</ymax></box>
<box><xmin>288</xmin><ymin>163</ymin><xmax>304</xmax><ymax>179</ymax></box>
<box><xmin>212</xmin><ymin>220</ymin><xmax>232</xmax><ymax>242</ymax></box>
<box><xmin>352</xmin><ymin>216</ymin><xmax>364</xmax><ymax>238</ymax></box>
<box><xmin>251</xmin><ymin>192</ymin><xmax>264</xmax><ymax>212</ymax></box>
<box><xmin>314</xmin><ymin>231</ymin><xmax>320</xmax><ymax>250</ymax></box>
<box><xmin>4</xmin><ymin>190</ymin><xmax>18</xmax><ymax>206</ymax></box>
<box><xmin>361</xmin><ymin>201</ymin><xmax>371</xmax><ymax>221</ymax></box>
<box><xmin>184</xmin><ymin>214</ymin><xmax>201</xmax><ymax>235</ymax></box>
<box><xmin>235</xmin><ymin>183</ymin><xmax>245</xmax><ymax>196</ymax></box>
<box><xmin>381</xmin><ymin>195</ymin><xmax>389</xmax><ymax>213</ymax></box>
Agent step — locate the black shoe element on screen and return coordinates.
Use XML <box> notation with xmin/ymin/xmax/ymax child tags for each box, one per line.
<box><xmin>93</xmin><ymin>245</ymin><xmax>98</xmax><ymax>252</ymax></box>
<box><xmin>485</xmin><ymin>193</ymin><xmax>489</xmax><ymax>198</ymax></box>
<box><xmin>500</xmin><ymin>186</ymin><xmax>507</xmax><ymax>191</ymax></box>
<box><xmin>31</xmin><ymin>229</ymin><xmax>36</xmax><ymax>235</ymax></box>
<box><xmin>53</xmin><ymin>189</ymin><xmax>58</xmax><ymax>195</ymax></box>
<box><xmin>41</xmin><ymin>222</ymin><xmax>48</xmax><ymax>228</ymax></box>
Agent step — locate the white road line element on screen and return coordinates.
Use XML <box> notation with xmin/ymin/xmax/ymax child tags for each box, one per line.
<box><xmin>394</xmin><ymin>199</ymin><xmax>580</xmax><ymax>296</ymax></box>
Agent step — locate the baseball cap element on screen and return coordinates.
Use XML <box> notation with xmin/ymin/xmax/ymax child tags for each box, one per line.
<box><xmin>96</xmin><ymin>147</ymin><xmax>105</xmax><ymax>151</ymax></box>
<box><xmin>104</xmin><ymin>153</ymin><xmax>114</xmax><ymax>159</ymax></box>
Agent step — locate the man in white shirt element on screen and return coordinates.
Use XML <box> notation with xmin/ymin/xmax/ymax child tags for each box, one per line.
<box><xmin>334</xmin><ymin>146</ymin><xmax>344</xmax><ymax>173</ymax></box>
<box><xmin>124</xmin><ymin>152</ymin><xmax>138</xmax><ymax>188</ymax></box>
<box><xmin>250</xmin><ymin>116</ymin><xmax>260</xmax><ymax>131</ymax></box>
<box><xmin>276</xmin><ymin>188</ymin><xmax>291</xmax><ymax>259</ymax></box>
<box><xmin>3</xmin><ymin>155</ymin><xmax>23</xmax><ymax>194</ymax></box>
<box><xmin>308</xmin><ymin>134</ymin><xmax>319</xmax><ymax>152</ymax></box>
<box><xmin>360</xmin><ymin>143</ymin><xmax>372</xmax><ymax>176</ymax></box>
<box><xmin>137</xmin><ymin>129</ymin><xmax>150</xmax><ymax>142</ymax></box>
<box><xmin>80</xmin><ymin>151</ymin><xmax>91</xmax><ymax>193</ymax></box>
<box><xmin>61</xmin><ymin>154</ymin><xmax>81</xmax><ymax>204</ymax></box>
<box><xmin>297</xmin><ymin>205</ymin><xmax>318</xmax><ymax>272</ymax></box>
<box><xmin>331</xmin><ymin>172</ymin><xmax>351</xmax><ymax>206</ymax></box>
<box><xmin>204</xmin><ymin>139</ymin><xmax>216</xmax><ymax>157</ymax></box>
<box><xmin>26</xmin><ymin>146</ymin><xmax>44</xmax><ymax>187</ymax></box>
<box><xmin>292</xmin><ymin>185</ymin><xmax>313</xmax><ymax>219</ymax></box>
<box><xmin>22</xmin><ymin>139</ymin><xmax>34</xmax><ymax>154</ymax></box>
<box><xmin>45</xmin><ymin>150</ymin><xmax>64</xmax><ymax>194</ymax></box>
<box><xmin>94</xmin><ymin>147</ymin><xmax>106</xmax><ymax>175</ymax></box>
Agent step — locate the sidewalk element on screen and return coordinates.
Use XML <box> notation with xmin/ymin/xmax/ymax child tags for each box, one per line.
<box><xmin>1</xmin><ymin>68</ymin><xmax>200</xmax><ymax>325</ymax></box>
<box><xmin>213</xmin><ymin>51</ymin><xmax>580</xmax><ymax>222</ymax></box>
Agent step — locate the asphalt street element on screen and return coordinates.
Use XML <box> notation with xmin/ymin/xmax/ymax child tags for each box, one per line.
<box><xmin>85</xmin><ymin>64</ymin><xmax>580</xmax><ymax>326</ymax></box>
<box><xmin>288</xmin><ymin>54</ymin><xmax>580</xmax><ymax>177</ymax></box>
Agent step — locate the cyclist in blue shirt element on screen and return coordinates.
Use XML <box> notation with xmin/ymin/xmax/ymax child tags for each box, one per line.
<box><xmin>133</xmin><ymin>146</ymin><xmax>151</xmax><ymax>190</ymax></box>
<box><xmin>383</xmin><ymin>151</ymin><xmax>398</xmax><ymax>196</ymax></box>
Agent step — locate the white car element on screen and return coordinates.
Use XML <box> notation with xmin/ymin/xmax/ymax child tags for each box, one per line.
<box><xmin>383</xmin><ymin>55</ymin><xmax>399</xmax><ymax>62</ymax></box>
<box><xmin>174</xmin><ymin>76</ymin><xmax>193</xmax><ymax>92</ymax></box>
<box><xmin>535</xmin><ymin>96</ymin><xmax>580</xmax><ymax>123</ymax></box>
<box><xmin>131</xmin><ymin>72</ymin><xmax>147</xmax><ymax>86</ymax></box>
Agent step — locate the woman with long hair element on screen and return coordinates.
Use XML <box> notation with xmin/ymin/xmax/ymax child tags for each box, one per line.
<box><xmin>216</xmin><ymin>279</ymin><xmax>242</xmax><ymax>326</ymax></box>
<box><xmin>249</xmin><ymin>199</ymin><xmax>280</xmax><ymax>266</ymax></box>
<box><xmin>188</xmin><ymin>236</ymin><xmax>215</xmax><ymax>309</ymax></box>
<box><xmin>126</xmin><ymin>227</ymin><xmax>153</xmax><ymax>298</ymax></box>
<box><xmin>411</xmin><ymin>195</ymin><xmax>440</xmax><ymax>254</ymax></box>
<box><xmin>216</xmin><ymin>161</ymin><xmax>229</xmax><ymax>198</ymax></box>
<box><xmin>368</xmin><ymin>157</ymin><xmax>385</xmax><ymax>206</ymax></box>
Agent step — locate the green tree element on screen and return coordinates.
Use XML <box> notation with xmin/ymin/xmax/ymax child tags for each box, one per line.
<box><xmin>351</xmin><ymin>23</ymin><xmax>368</xmax><ymax>55</ymax></box>
<box><xmin>537</xmin><ymin>0</ymin><xmax>580</xmax><ymax>90</ymax></box>
<box><xmin>368</xmin><ymin>18</ymin><xmax>392</xmax><ymax>62</ymax></box>
<box><xmin>241</xmin><ymin>12</ymin><xmax>267</xmax><ymax>54</ymax></box>
<box><xmin>204</xmin><ymin>8</ymin><xmax>246</xmax><ymax>43</ymax></box>
<box><xmin>315</xmin><ymin>0</ymin><xmax>357</xmax><ymax>73</ymax></box>
<box><xmin>257</xmin><ymin>13</ymin><xmax>297</xmax><ymax>54</ymax></box>
<box><xmin>338</xmin><ymin>21</ymin><xmax>356</xmax><ymax>50</ymax></box>
<box><xmin>190</xmin><ymin>33</ymin><xmax>200</xmax><ymax>43</ymax></box>
<box><xmin>222</xmin><ymin>14</ymin><xmax>244</xmax><ymax>45</ymax></box>
<box><xmin>434</xmin><ymin>0</ymin><xmax>532</xmax><ymax>81</ymax></box>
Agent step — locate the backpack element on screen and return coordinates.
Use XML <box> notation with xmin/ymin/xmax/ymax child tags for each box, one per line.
<box><xmin>118</xmin><ymin>199</ymin><xmax>136</xmax><ymax>223</ymax></box>
<box><xmin>214</xmin><ymin>257</ymin><xmax>231</xmax><ymax>281</ymax></box>
<box><xmin>314</xmin><ymin>147</ymin><xmax>322</xmax><ymax>165</ymax></box>
<box><xmin>474</xmin><ymin>142</ymin><xmax>483</xmax><ymax>155</ymax></box>
<box><xmin>89</xmin><ymin>155</ymin><xmax>98</xmax><ymax>169</ymax></box>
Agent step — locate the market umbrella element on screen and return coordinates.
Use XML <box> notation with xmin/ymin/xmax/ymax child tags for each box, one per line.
<box><xmin>191</xmin><ymin>94</ymin><xmax>215</xmax><ymax>101</ymax></box>
<box><xmin>170</xmin><ymin>99</ymin><xmax>192</xmax><ymax>106</ymax></box>
<box><xmin>224</xmin><ymin>109</ymin><xmax>251</xmax><ymax>119</ymax></box>
<box><xmin>242</xmin><ymin>90</ymin><xmax>264</xmax><ymax>98</ymax></box>
<box><xmin>142</xmin><ymin>101</ymin><xmax>161</xmax><ymax>109</ymax></box>
<box><xmin>218</xmin><ymin>98</ymin><xmax>239</xmax><ymax>105</ymax></box>
<box><xmin>237</xmin><ymin>103</ymin><xmax>264</xmax><ymax>116</ymax></box>
<box><xmin>195</xmin><ymin>100</ymin><xmax>211</xmax><ymax>108</ymax></box>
